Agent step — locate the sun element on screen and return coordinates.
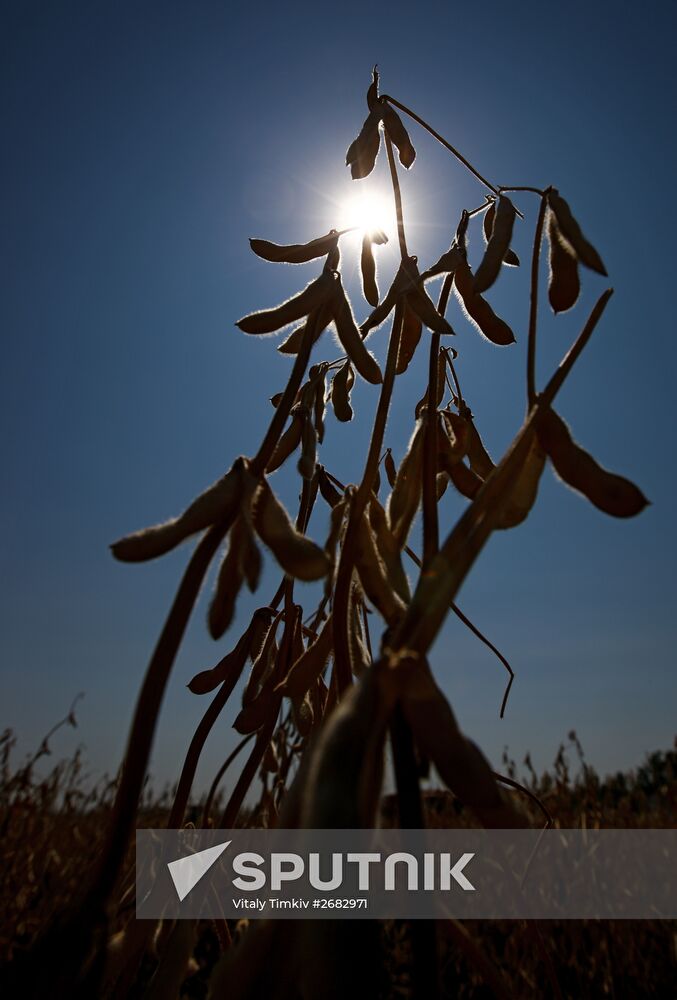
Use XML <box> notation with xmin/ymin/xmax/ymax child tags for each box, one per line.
<box><xmin>337</xmin><ymin>189</ymin><xmax>395</xmax><ymax>240</ymax></box>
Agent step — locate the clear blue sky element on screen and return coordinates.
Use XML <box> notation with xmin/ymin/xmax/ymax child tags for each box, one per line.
<box><xmin>2</xmin><ymin>1</ymin><xmax>675</xmax><ymax>797</ymax></box>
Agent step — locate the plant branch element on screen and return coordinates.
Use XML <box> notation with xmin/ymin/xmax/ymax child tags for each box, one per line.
<box><xmin>384</xmin><ymin>132</ymin><xmax>408</xmax><ymax>259</ymax></box>
<box><xmin>383</xmin><ymin>94</ymin><xmax>524</xmax><ymax>219</ymax></box>
<box><xmin>332</xmin><ymin>302</ymin><xmax>404</xmax><ymax>690</ymax></box>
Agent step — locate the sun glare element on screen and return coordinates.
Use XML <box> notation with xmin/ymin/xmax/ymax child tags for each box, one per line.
<box><xmin>338</xmin><ymin>189</ymin><xmax>395</xmax><ymax>240</ymax></box>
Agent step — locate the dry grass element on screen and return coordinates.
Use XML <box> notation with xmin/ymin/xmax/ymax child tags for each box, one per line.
<box><xmin>1</xmin><ymin>727</ymin><xmax>674</xmax><ymax>996</ymax></box>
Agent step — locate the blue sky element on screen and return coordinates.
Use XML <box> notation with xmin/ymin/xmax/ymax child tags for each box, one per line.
<box><xmin>2</xmin><ymin>1</ymin><xmax>675</xmax><ymax>797</ymax></box>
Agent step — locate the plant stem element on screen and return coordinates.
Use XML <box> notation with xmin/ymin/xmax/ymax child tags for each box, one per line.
<box><xmin>527</xmin><ymin>195</ymin><xmax>548</xmax><ymax>408</ymax></box>
<box><xmin>332</xmin><ymin>303</ymin><xmax>404</xmax><ymax>690</ymax></box>
<box><xmin>202</xmin><ymin>734</ymin><xmax>255</xmax><ymax>826</ymax></box>
<box><xmin>421</xmin><ymin>274</ymin><xmax>454</xmax><ymax>566</ymax></box>
<box><xmin>384</xmin><ymin>132</ymin><xmax>408</xmax><ymax>259</ymax></box>
<box><xmin>252</xmin><ymin>310</ymin><xmax>319</xmax><ymax>474</ymax></box>
<box><xmin>383</xmin><ymin>94</ymin><xmax>524</xmax><ymax>219</ymax></box>
<box><xmin>389</xmin><ymin>705</ymin><xmax>439</xmax><ymax>999</ymax></box>
<box><xmin>167</xmin><ymin>628</ymin><xmax>253</xmax><ymax>829</ymax></box>
<box><xmin>499</xmin><ymin>185</ymin><xmax>546</xmax><ymax>195</ymax></box>
<box><xmin>95</xmin><ymin>520</ymin><xmax>229</xmax><ymax>900</ymax></box>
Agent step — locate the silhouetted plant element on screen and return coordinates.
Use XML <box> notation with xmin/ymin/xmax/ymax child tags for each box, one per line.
<box><xmin>5</xmin><ymin>68</ymin><xmax>650</xmax><ymax>1000</ymax></box>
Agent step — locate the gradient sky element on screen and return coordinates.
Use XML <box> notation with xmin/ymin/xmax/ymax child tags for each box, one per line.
<box><xmin>2</xmin><ymin>2</ymin><xmax>676</xmax><ymax>799</ymax></box>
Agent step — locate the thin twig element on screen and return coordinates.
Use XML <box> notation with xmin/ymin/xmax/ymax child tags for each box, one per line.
<box><xmin>383</xmin><ymin>94</ymin><xmax>524</xmax><ymax>219</ymax></box>
<box><xmin>404</xmin><ymin>545</ymin><xmax>515</xmax><ymax>718</ymax></box>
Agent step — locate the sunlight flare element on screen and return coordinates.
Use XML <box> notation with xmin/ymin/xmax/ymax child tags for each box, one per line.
<box><xmin>337</xmin><ymin>188</ymin><xmax>395</xmax><ymax>240</ymax></box>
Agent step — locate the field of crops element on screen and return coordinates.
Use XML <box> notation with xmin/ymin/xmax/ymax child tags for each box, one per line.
<box><xmin>1</xmin><ymin>725</ymin><xmax>674</xmax><ymax>998</ymax></box>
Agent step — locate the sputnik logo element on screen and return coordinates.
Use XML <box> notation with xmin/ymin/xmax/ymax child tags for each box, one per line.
<box><xmin>167</xmin><ymin>841</ymin><xmax>231</xmax><ymax>901</ymax></box>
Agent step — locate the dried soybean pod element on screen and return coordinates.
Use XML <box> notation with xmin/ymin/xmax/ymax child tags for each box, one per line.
<box><xmin>438</xmin><ymin>411</ymin><xmax>469</xmax><ymax>465</ymax></box>
<box><xmin>232</xmin><ymin>686</ymin><xmax>272</xmax><ymax>735</ymax></box>
<box><xmin>301</xmin><ymin>665</ymin><xmax>393</xmax><ymax>828</ymax></box>
<box><xmin>345</xmin><ymin>108</ymin><xmax>382</xmax><ymax>180</ymax></box>
<box><xmin>398</xmin><ymin>658</ymin><xmax>526</xmax><ymax>828</ymax></box>
<box><xmin>455</xmin><ymin>209</ymin><xmax>470</xmax><ymax>254</ymax></box>
<box><xmin>241</xmin><ymin>515</ymin><xmax>262</xmax><ymax>591</ymax></box>
<box><xmin>453</xmin><ymin>260</ymin><xmax>516</xmax><ymax>346</ymax></box>
<box><xmin>330</xmin><ymin>282</ymin><xmax>383</xmax><ymax>384</ymax></box>
<box><xmin>474</xmin><ymin>195</ymin><xmax>516</xmax><ymax>293</ymax></box>
<box><xmin>366</xmin><ymin>65</ymin><xmax>379</xmax><ymax>110</ymax></box>
<box><xmin>538</xmin><ymin>408</ymin><xmax>649</xmax><ymax>517</ymax></box>
<box><xmin>111</xmin><ymin>459</ymin><xmax>244</xmax><ymax>562</ymax></box>
<box><xmin>443</xmin><ymin>410</ymin><xmax>470</xmax><ymax>457</ymax></box>
<box><xmin>243</xmin><ymin>615</ymin><xmax>282</xmax><ymax>705</ymax></box>
<box><xmin>282</xmin><ymin>616</ymin><xmax>333</xmax><ymax>701</ymax></box>
<box><xmin>483</xmin><ymin>201</ymin><xmax>496</xmax><ymax>243</ymax></box>
<box><xmin>367</xmin><ymin>494</ymin><xmax>411</xmax><ymax>604</ymax></box>
<box><xmin>437</xmin><ymin>430</ymin><xmax>465</xmax><ymax>480</ymax></box>
<box><xmin>387</xmin><ymin>421</ymin><xmax>425</xmax><ymax>546</ymax></box>
<box><xmin>359</xmin><ymin>261</ymin><xmax>410</xmax><ymax>335</ymax></box>
<box><xmin>262</xmin><ymin>740</ymin><xmax>279</xmax><ymax>773</ymax></box>
<box><xmin>208</xmin><ymin>518</ymin><xmax>248</xmax><ymax>639</ymax></box>
<box><xmin>403</xmin><ymin>257</ymin><xmax>455</xmax><ymax>335</ymax></box>
<box><xmin>418</xmin><ymin>246</ymin><xmax>463</xmax><ymax>283</ymax></box>
<box><xmin>325</xmin><ymin>241</ymin><xmax>341</xmax><ymax>272</ymax></box>
<box><xmin>355</xmin><ymin>512</ymin><xmax>407</xmax><ymax>625</ymax></box>
<box><xmin>484</xmin><ymin>201</ymin><xmax>520</xmax><ymax>267</ymax></box>
<box><xmin>496</xmin><ymin>432</ymin><xmax>546</xmax><ymax>529</ymax></box>
<box><xmin>236</xmin><ymin>271</ymin><xmax>335</xmax><ymax>335</ymax></box>
<box><xmin>448</xmin><ymin>460</ymin><xmax>484</xmax><ymax>500</ymax></box>
<box><xmin>384</xmin><ymin>448</ymin><xmax>397</xmax><ymax>488</ymax></box>
<box><xmin>463</xmin><ymin>412</ymin><xmax>495</xmax><ymax>479</ymax></box>
<box><xmin>313</xmin><ymin>374</ymin><xmax>326</xmax><ymax>443</ymax></box>
<box><xmin>348</xmin><ymin>587</ymin><xmax>371</xmax><ymax>676</ymax></box>
<box><xmin>277</xmin><ymin>303</ymin><xmax>332</xmax><ymax>354</ymax></box>
<box><xmin>415</xmin><ymin>353</ymin><xmax>448</xmax><ymax>419</ymax></box>
<box><xmin>547</xmin><ymin>211</ymin><xmax>580</xmax><ymax>314</ymax></box>
<box><xmin>547</xmin><ymin>188</ymin><xmax>607</xmax><ymax>275</ymax></box>
<box><xmin>360</xmin><ymin>235</ymin><xmax>379</xmax><ymax>307</ymax></box>
<box><xmin>436</xmin><ymin>472</ymin><xmax>448</xmax><ymax>500</ymax></box>
<box><xmin>253</xmin><ymin>478</ymin><xmax>330</xmax><ymax>579</ymax></box>
<box><xmin>395</xmin><ymin>301</ymin><xmax>423</xmax><ymax>374</ymax></box>
<box><xmin>293</xmin><ymin>692</ymin><xmax>314</xmax><ymax>736</ymax></box>
<box><xmin>266</xmin><ymin>409</ymin><xmax>303</xmax><ymax>473</ymax></box>
<box><xmin>249</xmin><ymin>230</ymin><xmax>340</xmax><ymax>265</ymax></box>
<box><xmin>187</xmin><ymin>628</ymin><xmax>253</xmax><ymax>695</ymax></box>
<box><xmin>317</xmin><ymin>465</ymin><xmax>342</xmax><ymax>508</ymax></box>
<box><xmin>298</xmin><ymin>411</ymin><xmax>318</xmax><ymax>481</ymax></box>
<box><xmin>248</xmin><ymin>607</ymin><xmax>276</xmax><ymax>663</ymax></box>
<box><xmin>330</xmin><ymin>360</ymin><xmax>355</xmax><ymax>422</ymax></box>
<box><xmin>381</xmin><ymin>102</ymin><xmax>416</xmax><ymax>168</ymax></box>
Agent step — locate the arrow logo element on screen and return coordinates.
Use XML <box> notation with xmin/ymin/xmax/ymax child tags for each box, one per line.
<box><xmin>167</xmin><ymin>841</ymin><xmax>231</xmax><ymax>901</ymax></box>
